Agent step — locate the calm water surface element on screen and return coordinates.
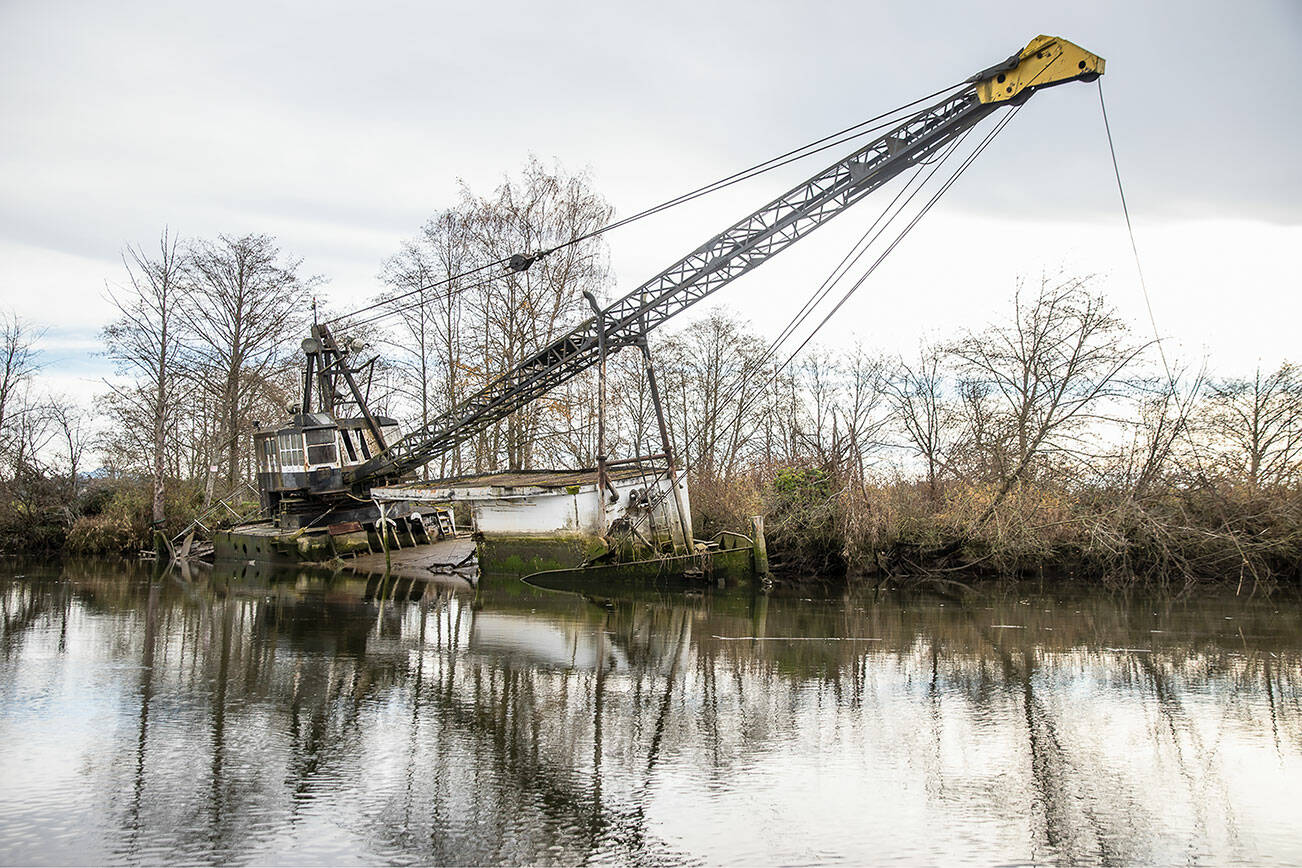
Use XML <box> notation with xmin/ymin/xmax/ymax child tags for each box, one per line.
<box><xmin>1</xmin><ymin>558</ymin><xmax>1300</xmax><ymax>865</ymax></box>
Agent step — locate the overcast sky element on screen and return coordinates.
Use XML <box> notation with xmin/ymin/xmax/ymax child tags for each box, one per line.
<box><xmin>3</xmin><ymin>0</ymin><xmax>1300</xmax><ymax>402</ymax></box>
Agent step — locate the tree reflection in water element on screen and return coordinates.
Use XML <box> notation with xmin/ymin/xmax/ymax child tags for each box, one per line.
<box><xmin>0</xmin><ymin>558</ymin><xmax>1300</xmax><ymax>865</ymax></box>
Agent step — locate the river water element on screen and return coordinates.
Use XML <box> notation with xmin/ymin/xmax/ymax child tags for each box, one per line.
<box><xmin>1</xmin><ymin>558</ymin><xmax>1300</xmax><ymax>865</ymax></box>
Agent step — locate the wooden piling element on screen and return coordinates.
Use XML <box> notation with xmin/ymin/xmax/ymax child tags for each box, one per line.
<box><xmin>750</xmin><ymin>515</ymin><xmax>769</xmax><ymax>579</ymax></box>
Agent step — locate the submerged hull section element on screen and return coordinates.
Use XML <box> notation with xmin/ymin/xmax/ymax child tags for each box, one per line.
<box><xmin>215</xmin><ymin>467</ymin><xmax>763</xmax><ymax>587</ymax></box>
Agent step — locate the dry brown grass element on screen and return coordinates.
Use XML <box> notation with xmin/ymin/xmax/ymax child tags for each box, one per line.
<box><xmin>689</xmin><ymin>464</ymin><xmax>1302</xmax><ymax>588</ymax></box>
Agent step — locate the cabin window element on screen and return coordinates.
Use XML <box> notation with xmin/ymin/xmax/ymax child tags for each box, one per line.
<box><xmin>277</xmin><ymin>432</ymin><xmax>304</xmax><ymax>468</ymax></box>
<box><xmin>305</xmin><ymin>428</ymin><xmax>338</xmax><ymax>466</ymax></box>
<box><xmin>258</xmin><ymin>437</ymin><xmax>279</xmax><ymax>473</ymax></box>
<box><xmin>340</xmin><ymin>429</ymin><xmax>358</xmax><ymax>463</ymax></box>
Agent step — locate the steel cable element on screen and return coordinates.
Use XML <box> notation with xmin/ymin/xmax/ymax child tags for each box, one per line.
<box><xmin>1098</xmin><ymin>79</ymin><xmax>1171</xmax><ymax>384</ymax></box>
<box><xmin>325</xmin><ymin>82</ymin><xmax>971</xmax><ymax>328</ymax></box>
<box><xmin>710</xmin><ymin>104</ymin><xmax>1024</xmax><ymax>444</ymax></box>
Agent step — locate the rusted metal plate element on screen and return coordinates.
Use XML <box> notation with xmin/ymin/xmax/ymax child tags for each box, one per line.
<box><xmin>327</xmin><ymin>521</ymin><xmax>365</xmax><ymax>536</ymax></box>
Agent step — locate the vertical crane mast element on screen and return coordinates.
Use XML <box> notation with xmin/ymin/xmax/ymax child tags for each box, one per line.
<box><xmin>348</xmin><ymin>35</ymin><xmax>1104</xmax><ymax>491</ymax></box>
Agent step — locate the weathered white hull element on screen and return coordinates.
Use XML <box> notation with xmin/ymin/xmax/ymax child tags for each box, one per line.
<box><xmin>372</xmin><ymin>465</ymin><xmax>691</xmax><ymax>543</ymax></box>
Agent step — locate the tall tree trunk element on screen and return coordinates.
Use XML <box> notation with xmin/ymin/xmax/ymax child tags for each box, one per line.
<box><xmin>226</xmin><ymin>377</ymin><xmax>239</xmax><ymax>490</ymax></box>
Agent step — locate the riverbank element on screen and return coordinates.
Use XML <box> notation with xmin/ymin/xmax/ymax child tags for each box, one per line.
<box><xmin>690</xmin><ymin>466</ymin><xmax>1302</xmax><ymax>590</ymax></box>
<box><xmin>6</xmin><ymin>469</ymin><xmax>1301</xmax><ymax>593</ymax></box>
<box><xmin>0</xmin><ymin>477</ymin><xmax>249</xmax><ymax>558</ymax></box>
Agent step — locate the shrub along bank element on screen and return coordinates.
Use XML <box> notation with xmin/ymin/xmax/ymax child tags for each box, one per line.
<box><xmin>691</xmin><ymin>463</ymin><xmax>1302</xmax><ymax>590</ymax></box>
<box><xmin>8</xmin><ymin>464</ymin><xmax>1299</xmax><ymax>592</ymax></box>
<box><xmin>0</xmin><ymin>478</ymin><xmax>207</xmax><ymax>557</ymax></box>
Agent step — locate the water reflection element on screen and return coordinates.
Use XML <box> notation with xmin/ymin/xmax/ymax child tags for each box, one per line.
<box><xmin>1</xmin><ymin>558</ymin><xmax>1300</xmax><ymax>865</ymax></box>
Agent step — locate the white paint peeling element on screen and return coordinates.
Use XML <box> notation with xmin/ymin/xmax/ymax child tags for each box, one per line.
<box><xmin>373</xmin><ymin>468</ymin><xmax>691</xmax><ymax>541</ymax></box>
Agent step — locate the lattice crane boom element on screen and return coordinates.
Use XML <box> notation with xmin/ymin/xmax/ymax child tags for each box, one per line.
<box><xmin>350</xmin><ymin>35</ymin><xmax>1104</xmax><ymax>490</ymax></box>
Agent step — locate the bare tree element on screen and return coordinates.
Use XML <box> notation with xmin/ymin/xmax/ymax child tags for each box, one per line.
<box><xmin>842</xmin><ymin>348</ymin><xmax>893</xmax><ymax>463</ymax></box>
<box><xmin>0</xmin><ymin>398</ymin><xmax>60</xmax><ymax>534</ymax></box>
<box><xmin>1121</xmin><ymin>367</ymin><xmax>1204</xmax><ymax>498</ymax></box>
<box><xmin>0</xmin><ymin>319</ymin><xmax>68</xmax><ymax>548</ymax></box>
<box><xmin>793</xmin><ymin>348</ymin><xmax>840</xmax><ymax>465</ymax></box>
<box><xmin>48</xmin><ymin>397</ymin><xmax>89</xmax><ymax>502</ymax></box>
<box><xmin>886</xmin><ymin>341</ymin><xmax>957</xmax><ymax>500</ymax></box>
<box><xmin>655</xmin><ymin>309</ymin><xmax>767</xmax><ymax>478</ymax></box>
<box><xmin>185</xmin><ymin>234</ymin><xmax>314</xmax><ymax>489</ymax></box>
<box><xmin>377</xmin><ymin>210</ymin><xmax>475</xmax><ymax>478</ymax></box>
<box><xmin>367</xmin><ymin>159</ymin><xmax>613</xmax><ymax>474</ymax></box>
<box><xmin>949</xmin><ymin>275</ymin><xmax>1145</xmax><ymax>526</ymax></box>
<box><xmin>102</xmin><ymin>229</ymin><xmax>188</xmax><ymax>526</ymax></box>
<box><xmin>1199</xmin><ymin>363</ymin><xmax>1302</xmax><ymax>491</ymax></box>
<box><xmin>460</xmin><ymin>158</ymin><xmax>613</xmax><ymax>470</ymax></box>
<box><xmin>0</xmin><ymin>311</ymin><xmax>42</xmax><ymax>461</ymax></box>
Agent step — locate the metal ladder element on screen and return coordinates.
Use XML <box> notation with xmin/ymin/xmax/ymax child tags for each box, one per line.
<box><xmin>432</xmin><ymin>506</ymin><xmax>456</xmax><ymax>539</ymax></box>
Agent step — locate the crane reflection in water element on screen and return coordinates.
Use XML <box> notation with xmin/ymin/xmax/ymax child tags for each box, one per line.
<box><xmin>1</xmin><ymin>559</ymin><xmax>1300</xmax><ymax>864</ymax></box>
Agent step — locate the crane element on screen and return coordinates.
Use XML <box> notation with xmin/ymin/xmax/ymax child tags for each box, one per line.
<box><xmin>252</xmin><ymin>35</ymin><xmax>1105</xmax><ymax>529</ymax></box>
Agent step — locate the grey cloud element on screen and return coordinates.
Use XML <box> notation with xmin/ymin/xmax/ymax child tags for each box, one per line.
<box><xmin>2</xmin><ymin>0</ymin><xmax>1298</xmax><ymax>304</ymax></box>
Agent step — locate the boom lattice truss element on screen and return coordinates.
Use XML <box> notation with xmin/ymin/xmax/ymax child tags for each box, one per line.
<box><xmin>350</xmin><ymin>35</ymin><xmax>1104</xmax><ymax>491</ymax></box>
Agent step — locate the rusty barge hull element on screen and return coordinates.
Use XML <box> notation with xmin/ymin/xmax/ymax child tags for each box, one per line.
<box><xmin>215</xmin><ymin>466</ymin><xmax>763</xmax><ymax>587</ymax></box>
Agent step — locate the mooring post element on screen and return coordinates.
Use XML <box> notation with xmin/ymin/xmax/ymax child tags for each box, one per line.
<box><xmin>375</xmin><ymin>499</ymin><xmax>391</xmax><ymax>573</ymax></box>
<box><xmin>750</xmin><ymin>515</ymin><xmax>769</xmax><ymax>579</ymax></box>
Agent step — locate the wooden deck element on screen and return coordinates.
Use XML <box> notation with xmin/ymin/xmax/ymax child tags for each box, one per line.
<box><xmin>345</xmin><ymin>536</ymin><xmax>477</xmax><ymax>583</ymax></box>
